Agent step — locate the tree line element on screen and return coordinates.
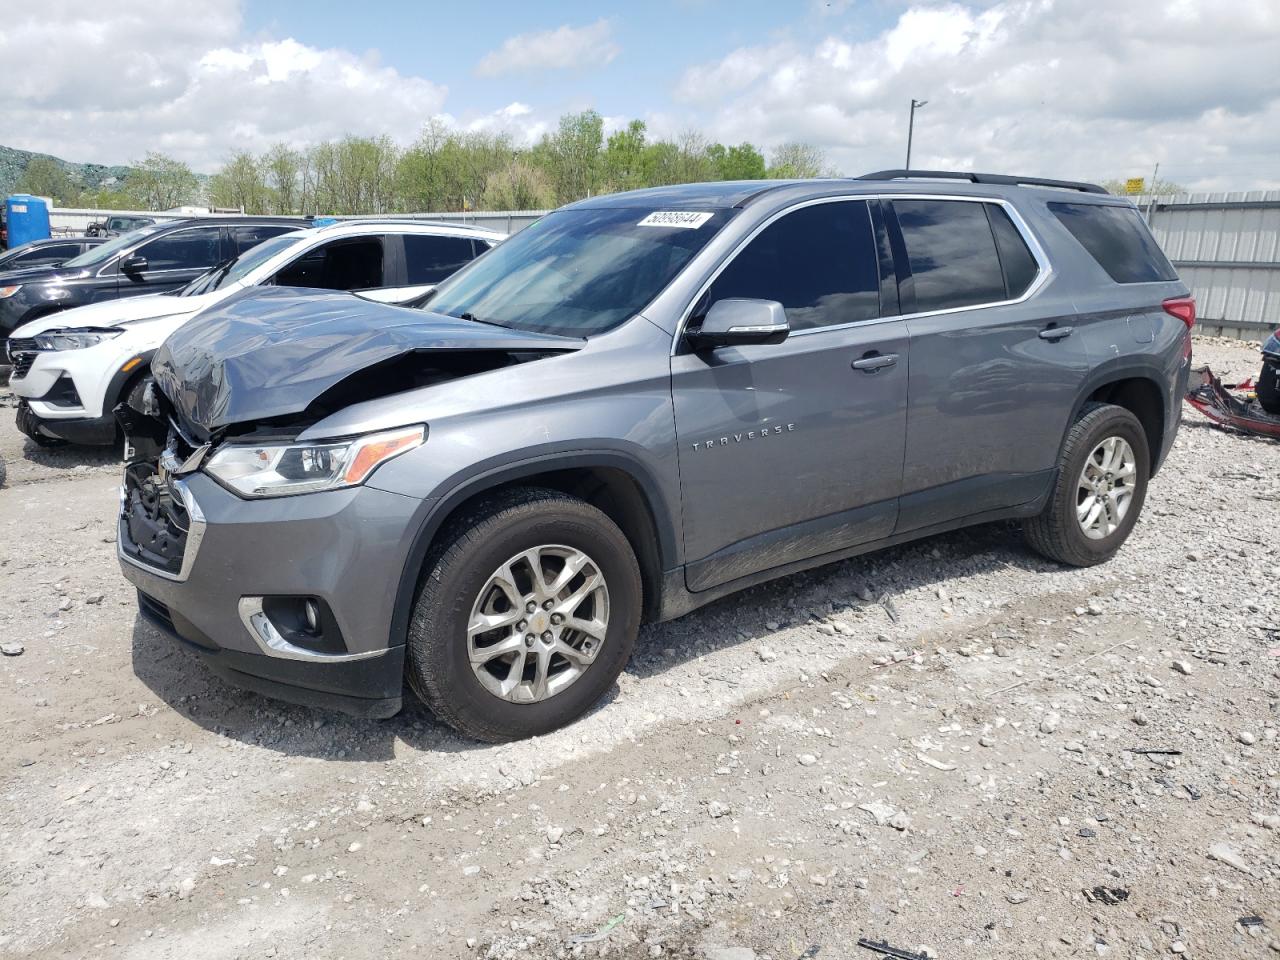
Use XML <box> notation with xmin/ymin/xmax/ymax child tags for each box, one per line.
<box><xmin>208</xmin><ymin>112</ymin><xmax>838</xmax><ymax>214</ymax></box>
<box><xmin>16</xmin><ymin>111</ymin><xmax>837</xmax><ymax>215</ymax></box>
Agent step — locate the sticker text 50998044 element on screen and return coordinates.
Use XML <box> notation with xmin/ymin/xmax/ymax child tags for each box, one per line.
<box><xmin>637</xmin><ymin>211</ymin><xmax>714</xmax><ymax>229</ymax></box>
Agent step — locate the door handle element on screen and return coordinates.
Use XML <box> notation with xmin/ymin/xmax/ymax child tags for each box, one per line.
<box><xmin>852</xmin><ymin>352</ymin><xmax>898</xmax><ymax>372</ymax></box>
<box><xmin>1039</xmin><ymin>325</ymin><xmax>1074</xmax><ymax>341</ymax></box>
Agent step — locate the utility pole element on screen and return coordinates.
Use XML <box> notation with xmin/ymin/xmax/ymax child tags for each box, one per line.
<box><xmin>905</xmin><ymin>99</ymin><xmax>928</xmax><ymax>170</ymax></box>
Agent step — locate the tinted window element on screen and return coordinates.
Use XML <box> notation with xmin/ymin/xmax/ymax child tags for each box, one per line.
<box><xmin>425</xmin><ymin>207</ymin><xmax>734</xmax><ymax>338</ymax></box>
<box><xmin>987</xmin><ymin>205</ymin><xmax>1040</xmax><ymax>299</ymax></box>
<box><xmin>138</xmin><ymin>228</ymin><xmax>221</xmax><ymax>271</ymax></box>
<box><xmin>704</xmin><ymin>201</ymin><xmax>879</xmax><ymax>331</ymax></box>
<box><xmin>63</xmin><ymin>222</ymin><xmax>169</xmax><ymax>268</ymax></box>
<box><xmin>275</xmin><ymin>237</ymin><xmax>384</xmax><ymax>290</ymax></box>
<box><xmin>893</xmin><ymin>200</ymin><xmax>1007</xmax><ymax>312</ymax></box>
<box><xmin>15</xmin><ymin>243</ymin><xmax>78</xmax><ymax>266</ymax></box>
<box><xmin>404</xmin><ymin>234</ymin><xmax>478</xmax><ymax>284</ymax></box>
<box><xmin>1049</xmin><ymin>202</ymin><xmax>1177</xmax><ymax>284</ymax></box>
<box><xmin>229</xmin><ymin>225</ymin><xmax>297</xmax><ymax>256</ymax></box>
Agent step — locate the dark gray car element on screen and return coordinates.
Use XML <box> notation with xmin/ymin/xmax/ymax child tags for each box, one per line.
<box><xmin>116</xmin><ymin>172</ymin><xmax>1194</xmax><ymax>741</ymax></box>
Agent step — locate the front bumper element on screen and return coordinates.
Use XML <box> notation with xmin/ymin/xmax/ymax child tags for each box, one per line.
<box><xmin>16</xmin><ymin>400</ymin><xmax>116</xmax><ymax>444</ymax></box>
<box><xmin>118</xmin><ymin>471</ymin><xmax>423</xmax><ymax>718</ymax></box>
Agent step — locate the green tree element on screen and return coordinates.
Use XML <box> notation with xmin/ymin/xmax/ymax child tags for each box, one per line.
<box><xmin>16</xmin><ymin>157</ymin><xmax>77</xmax><ymax>204</ymax></box>
<box><xmin>481</xmin><ymin>159</ymin><xmax>557</xmax><ymax>210</ymax></box>
<box><xmin>766</xmin><ymin>142</ymin><xmax>832</xmax><ymax>179</ymax></box>
<box><xmin>716</xmin><ymin>143</ymin><xmax>767</xmax><ymax>181</ymax></box>
<box><xmin>209</xmin><ymin>151</ymin><xmax>269</xmax><ymax>213</ymax></box>
<box><xmin>540</xmin><ymin>110</ymin><xmax>605</xmax><ymax>203</ymax></box>
<box><xmin>262</xmin><ymin>143</ymin><xmax>304</xmax><ymax>214</ymax></box>
<box><xmin>602</xmin><ymin>120</ymin><xmax>648</xmax><ymax>192</ymax></box>
<box><xmin>124</xmin><ymin>152</ymin><xmax>200</xmax><ymax>210</ymax></box>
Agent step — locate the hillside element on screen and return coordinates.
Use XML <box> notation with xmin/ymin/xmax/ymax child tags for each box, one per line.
<box><xmin>0</xmin><ymin>144</ymin><xmax>134</xmax><ymax>200</ymax></box>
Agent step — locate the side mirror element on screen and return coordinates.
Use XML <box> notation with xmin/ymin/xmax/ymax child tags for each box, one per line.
<box><xmin>687</xmin><ymin>298</ymin><xmax>789</xmax><ymax>349</ymax></box>
<box><xmin>120</xmin><ymin>254</ymin><xmax>148</xmax><ymax>275</ymax></box>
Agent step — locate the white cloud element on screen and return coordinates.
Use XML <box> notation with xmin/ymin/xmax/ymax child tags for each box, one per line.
<box><xmin>475</xmin><ymin>19</ymin><xmax>620</xmax><ymax>78</ymax></box>
<box><xmin>674</xmin><ymin>0</ymin><xmax>1280</xmax><ymax>190</ymax></box>
<box><xmin>0</xmin><ymin>0</ymin><xmax>448</xmax><ymax>170</ymax></box>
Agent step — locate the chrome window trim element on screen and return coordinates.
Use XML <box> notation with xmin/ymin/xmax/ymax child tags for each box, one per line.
<box><xmin>670</xmin><ymin>193</ymin><xmax>1053</xmax><ymax>353</ymax></box>
<box><xmin>116</xmin><ymin>478</ymin><xmax>206</xmax><ymax>582</ymax></box>
<box><xmin>237</xmin><ymin>597</ymin><xmax>385</xmax><ymax>662</ymax></box>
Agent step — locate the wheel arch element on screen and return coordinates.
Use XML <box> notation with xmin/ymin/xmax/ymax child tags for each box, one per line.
<box><xmin>1068</xmin><ymin>362</ymin><xmax>1169</xmax><ymax>474</ymax></box>
<box><xmin>390</xmin><ymin>451</ymin><xmax>678</xmax><ymax>650</ymax></box>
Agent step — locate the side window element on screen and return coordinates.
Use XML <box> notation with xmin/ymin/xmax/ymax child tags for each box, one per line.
<box><xmin>229</xmin><ymin>225</ymin><xmax>295</xmax><ymax>257</ymax></box>
<box><xmin>987</xmin><ymin>205</ymin><xmax>1040</xmax><ymax>299</ymax></box>
<box><xmin>703</xmin><ymin>201</ymin><xmax>879</xmax><ymax>332</ymax></box>
<box><xmin>403</xmin><ymin>234</ymin><xmax>478</xmax><ymax>284</ymax></box>
<box><xmin>1048</xmin><ymin>202</ymin><xmax>1178</xmax><ymax>284</ymax></box>
<box><xmin>892</xmin><ymin>200</ymin><xmax>1007</xmax><ymax>312</ymax></box>
<box><xmin>137</xmin><ymin>228</ymin><xmax>221</xmax><ymax>271</ymax></box>
<box><xmin>274</xmin><ymin>237</ymin><xmax>384</xmax><ymax>291</ymax></box>
<box><xmin>17</xmin><ymin>244</ymin><xmax>75</xmax><ymax>265</ymax></box>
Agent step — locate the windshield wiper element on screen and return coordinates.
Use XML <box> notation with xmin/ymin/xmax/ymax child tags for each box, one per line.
<box><xmin>459</xmin><ymin>311</ymin><xmax>510</xmax><ymax>329</ymax></box>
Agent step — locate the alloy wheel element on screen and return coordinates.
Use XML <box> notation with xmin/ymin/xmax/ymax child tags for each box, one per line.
<box><xmin>1076</xmin><ymin>435</ymin><xmax>1137</xmax><ymax>540</ymax></box>
<box><xmin>466</xmin><ymin>545</ymin><xmax>610</xmax><ymax>703</ymax></box>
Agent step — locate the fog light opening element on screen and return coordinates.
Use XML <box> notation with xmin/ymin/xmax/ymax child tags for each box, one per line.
<box><xmin>304</xmin><ymin>598</ymin><xmax>320</xmax><ymax>634</ymax></box>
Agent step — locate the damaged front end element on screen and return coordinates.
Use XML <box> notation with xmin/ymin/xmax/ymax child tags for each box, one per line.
<box><xmin>114</xmin><ymin>286</ymin><xmax>582</xmax><ymax>562</ymax></box>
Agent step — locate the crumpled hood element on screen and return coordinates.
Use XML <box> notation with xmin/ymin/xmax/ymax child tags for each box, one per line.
<box><xmin>151</xmin><ymin>285</ymin><xmax>582</xmax><ymax>439</ymax></box>
<box><xmin>12</xmin><ymin>291</ymin><xmax>191</xmax><ymax>338</ymax></box>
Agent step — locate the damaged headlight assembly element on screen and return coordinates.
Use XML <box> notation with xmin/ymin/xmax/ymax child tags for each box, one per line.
<box><xmin>204</xmin><ymin>425</ymin><xmax>425</xmax><ymax>498</ymax></box>
<box><xmin>35</xmin><ymin>328</ymin><xmax>123</xmax><ymax>350</ymax></box>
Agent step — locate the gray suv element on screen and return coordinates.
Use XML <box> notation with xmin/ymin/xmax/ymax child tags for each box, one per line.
<box><xmin>117</xmin><ymin>171</ymin><xmax>1194</xmax><ymax>741</ymax></box>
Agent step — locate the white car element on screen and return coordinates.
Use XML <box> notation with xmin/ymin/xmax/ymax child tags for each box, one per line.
<box><xmin>7</xmin><ymin>220</ymin><xmax>505</xmax><ymax>446</ymax></box>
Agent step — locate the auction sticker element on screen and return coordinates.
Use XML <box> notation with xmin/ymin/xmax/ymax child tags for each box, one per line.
<box><xmin>638</xmin><ymin>211</ymin><xmax>714</xmax><ymax>229</ymax></box>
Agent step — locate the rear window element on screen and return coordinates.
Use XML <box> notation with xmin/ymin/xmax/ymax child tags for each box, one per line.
<box><xmin>1049</xmin><ymin>202</ymin><xmax>1177</xmax><ymax>284</ymax></box>
<box><xmin>892</xmin><ymin>199</ymin><xmax>1007</xmax><ymax>312</ymax></box>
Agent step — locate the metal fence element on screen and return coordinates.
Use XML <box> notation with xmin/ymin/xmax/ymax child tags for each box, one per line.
<box><xmin>1135</xmin><ymin>191</ymin><xmax>1280</xmax><ymax>340</ymax></box>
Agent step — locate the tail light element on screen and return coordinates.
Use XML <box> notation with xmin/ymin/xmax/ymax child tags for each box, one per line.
<box><xmin>1162</xmin><ymin>296</ymin><xmax>1196</xmax><ymax>329</ymax></box>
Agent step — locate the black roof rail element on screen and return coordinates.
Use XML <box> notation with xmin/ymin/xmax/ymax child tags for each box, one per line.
<box><xmin>858</xmin><ymin>169</ymin><xmax>1109</xmax><ymax>195</ymax></box>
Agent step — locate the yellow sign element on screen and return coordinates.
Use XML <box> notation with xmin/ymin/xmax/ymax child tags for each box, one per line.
<box><xmin>1124</xmin><ymin>178</ymin><xmax>1145</xmax><ymax>195</ymax></box>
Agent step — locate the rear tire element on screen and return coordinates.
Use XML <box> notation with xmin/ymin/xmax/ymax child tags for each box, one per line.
<box><xmin>406</xmin><ymin>487</ymin><xmax>642</xmax><ymax>742</ymax></box>
<box><xmin>1023</xmin><ymin>402</ymin><xmax>1150</xmax><ymax>567</ymax></box>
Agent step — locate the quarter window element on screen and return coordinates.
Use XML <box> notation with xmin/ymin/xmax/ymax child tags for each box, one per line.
<box><xmin>137</xmin><ymin>228</ymin><xmax>221</xmax><ymax>271</ymax></box>
<box><xmin>1049</xmin><ymin>202</ymin><xmax>1177</xmax><ymax>284</ymax></box>
<box><xmin>892</xmin><ymin>200</ymin><xmax>1007</xmax><ymax>312</ymax></box>
<box><xmin>404</xmin><ymin>234</ymin><xmax>480</xmax><ymax>284</ymax></box>
<box><xmin>703</xmin><ymin>201</ymin><xmax>880</xmax><ymax>331</ymax></box>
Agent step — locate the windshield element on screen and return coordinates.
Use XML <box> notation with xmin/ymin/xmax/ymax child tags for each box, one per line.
<box><xmin>176</xmin><ymin>233</ymin><xmax>305</xmax><ymax>296</ymax></box>
<box><xmin>424</xmin><ymin>206</ymin><xmax>735</xmax><ymax>337</ymax></box>
<box><xmin>63</xmin><ymin>222</ymin><xmax>171</xmax><ymax>269</ymax></box>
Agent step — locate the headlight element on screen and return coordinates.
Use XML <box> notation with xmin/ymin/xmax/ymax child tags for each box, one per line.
<box><xmin>34</xmin><ymin>328</ymin><xmax>123</xmax><ymax>351</ymax></box>
<box><xmin>205</xmin><ymin>425</ymin><xmax>425</xmax><ymax>498</ymax></box>
<box><xmin>0</xmin><ymin>285</ymin><xmax>20</xmax><ymax>298</ymax></box>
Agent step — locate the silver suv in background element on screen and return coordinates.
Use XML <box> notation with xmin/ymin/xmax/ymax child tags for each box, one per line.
<box><xmin>116</xmin><ymin>171</ymin><xmax>1193</xmax><ymax>741</ymax></box>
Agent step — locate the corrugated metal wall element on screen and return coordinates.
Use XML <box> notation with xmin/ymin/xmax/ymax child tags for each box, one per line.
<box><xmin>1137</xmin><ymin>191</ymin><xmax>1280</xmax><ymax>338</ymax></box>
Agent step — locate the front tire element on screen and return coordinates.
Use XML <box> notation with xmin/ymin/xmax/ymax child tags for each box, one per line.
<box><xmin>1023</xmin><ymin>402</ymin><xmax>1150</xmax><ymax>567</ymax></box>
<box><xmin>406</xmin><ymin>487</ymin><xmax>642</xmax><ymax>742</ymax></box>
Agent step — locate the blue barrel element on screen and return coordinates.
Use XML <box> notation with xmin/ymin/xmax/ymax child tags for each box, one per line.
<box><xmin>6</xmin><ymin>194</ymin><xmax>51</xmax><ymax>247</ymax></box>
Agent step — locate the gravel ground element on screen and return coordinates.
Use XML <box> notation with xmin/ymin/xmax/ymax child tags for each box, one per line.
<box><xmin>1</xmin><ymin>338</ymin><xmax>1277</xmax><ymax>960</ymax></box>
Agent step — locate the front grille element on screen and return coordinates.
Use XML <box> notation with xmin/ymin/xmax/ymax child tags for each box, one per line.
<box><xmin>7</xmin><ymin>338</ymin><xmax>37</xmax><ymax>378</ymax></box>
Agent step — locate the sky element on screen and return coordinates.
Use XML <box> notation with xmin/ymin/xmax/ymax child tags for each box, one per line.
<box><xmin>2</xmin><ymin>0</ymin><xmax>1277</xmax><ymax>190</ymax></box>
